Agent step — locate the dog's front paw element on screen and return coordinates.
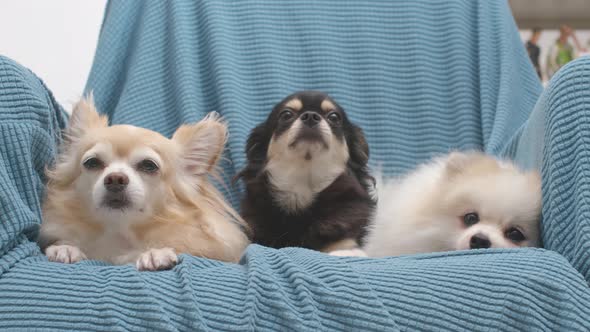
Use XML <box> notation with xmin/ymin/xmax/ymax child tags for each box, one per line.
<box><xmin>329</xmin><ymin>249</ymin><xmax>368</xmax><ymax>257</ymax></box>
<box><xmin>136</xmin><ymin>248</ymin><xmax>178</xmax><ymax>271</ymax></box>
<box><xmin>46</xmin><ymin>244</ymin><xmax>87</xmax><ymax>264</ymax></box>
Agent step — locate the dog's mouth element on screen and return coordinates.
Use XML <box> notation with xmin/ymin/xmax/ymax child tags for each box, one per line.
<box><xmin>288</xmin><ymin>127</ymin><xmax>328</xmax><ymax>149</ymax></box>
<box><xmin>102</xmin><ymin>193</ymin><xmax>131</xmax><ymax>210</ymax></box>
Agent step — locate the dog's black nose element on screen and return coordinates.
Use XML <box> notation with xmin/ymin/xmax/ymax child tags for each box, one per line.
<box><xmin>300</xmin><ymin>111</ymin><xmax>321</xmax><ymax>128</ymax></box>
<box><xmin>104</xmin><ymin>172</ymin><xmax>129</xmax><ymax>192</ymax></box>
<box><xmin>469</xmin><ymin>233</ymin><xmax>491</xmax><ymax>249</ymax></box>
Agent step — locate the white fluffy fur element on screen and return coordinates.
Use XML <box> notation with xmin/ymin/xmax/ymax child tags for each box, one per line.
<box><xmin>361</xmin><ymin>152</ymin><xmax>542</xmax><ymax>257</ymax></box>
<box><xmin>45</xmin><ymin>244</ymin><xmax>87</xmax><ymax>264</ymax></box>
<box><xmin>135</xmin><ymin>248</ymin><xmax>178</xmax><ymax>271</ymax></box>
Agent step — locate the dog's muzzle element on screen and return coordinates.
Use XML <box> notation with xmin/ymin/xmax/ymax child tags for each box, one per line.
<box><xmin>470</xmin><ymin>233</ymin><xmax>491</xmax><ymax>249</ymax></box>
<box><xmin>300</xmin><ymin>111</ymin><xmax>321</xmax><ymax>128</ymax></box>
<box><xmin>104</xmin><ymin>172</ymin><xmax>129</xmax><ymax>192</ymax></box>
<box><xmin>103</xmin><ymin>172</ymin><xmax>131</xmax><ymax>209</ymax></box>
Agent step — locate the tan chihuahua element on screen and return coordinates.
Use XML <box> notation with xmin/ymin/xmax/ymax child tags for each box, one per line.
<box><xmin>39</xmin><ymin>96</ymin><xmax>249</xmax><ymax>271</ymax></box>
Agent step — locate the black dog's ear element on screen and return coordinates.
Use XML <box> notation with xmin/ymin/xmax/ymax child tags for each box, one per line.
<box><xmin>233</xmin><ymin>123</ymin><xmax>269</xmax><ymax>183</ymax></box>
<box><xmin>348</xmin><ymin>125</ymin><xmax>369</xmax><ymax>167</ymax></box>
<box><xmin>347</xmin><ymin>124</ymin><xmax>375</xmax><ymax>190</ymax></box>
<box><xmin>245</xmin><ymin>123</ymin><xmax>269</xmax><ymax>163</ymax></box>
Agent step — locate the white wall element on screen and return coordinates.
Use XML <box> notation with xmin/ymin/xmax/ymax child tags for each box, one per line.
<box><xmin>1</xmin><ymin>2</ymin><xmax>588</xmax><ymax>111</ymax></box>
<box><xmin>0</xmin><ymin>0</ymin><xmax>106</xmax><ymax>112</ymax></box>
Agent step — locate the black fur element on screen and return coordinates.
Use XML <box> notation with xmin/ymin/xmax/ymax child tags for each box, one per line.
<box><xmin>235</xmin><ymin>91</ymin><xmax>375</xmax><ymax>250</ymax></box>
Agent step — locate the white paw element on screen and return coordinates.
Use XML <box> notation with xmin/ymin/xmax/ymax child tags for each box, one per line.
<box><xmin>46</xmin><ymin>244</ymin><xmax>87</xmax><ymax>264</ymax></box>
<box><xmin>136</xmin><ymin>248</ymin><xmax>178</xmax><ymax>271</ymax></box>
<box><xmin>329</xmin><ymin>249</ymin><xmax>368</xmax><ymax>257</ymax></box>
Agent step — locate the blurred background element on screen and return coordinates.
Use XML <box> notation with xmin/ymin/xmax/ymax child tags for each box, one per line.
<box><xmin>0</xmin><ymin>0</ymin><xmax>588</xmax><ymax>111</ymax></box>
<box><xmin>511</xmin><ymin>0</ymin><xmax>590</xmax><ymax>84</ymax></box>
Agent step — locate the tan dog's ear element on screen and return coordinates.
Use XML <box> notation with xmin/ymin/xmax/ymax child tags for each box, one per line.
<box><xmin>67</xmin><ymin>94</ymin><xmax>108</xmax><ymax>141</ymax></box>
<box><xmin>445</xmin><ymin>151</ymin><xmax>471</xmax><ymax>176</ymax></box>
<box><xmin>173</xmin><ymin>112</ymin><xmax>227</xmax><ymax>176</ymax></box>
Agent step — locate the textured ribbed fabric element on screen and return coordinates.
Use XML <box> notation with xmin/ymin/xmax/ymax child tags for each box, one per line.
<box><xmin>1</xmin><ymin>246</ymin><xmax>590</xmax><ymax>331</ymax></box>
<box><xmin>504</xmin><ymin>57</ymin><xmax>590</xmax><ymax>282</ymax></box>
<box><xmin>86</xmin><ymin>0</ymin><xmax>543</xmax><ymax>207</ymax></box>
<box><xmin>0</xmin><ymin>56</ymin><xmax>67</xmax><ymax>267</ymax></box>
<box><xmin>0</xmin><ymin>0</ymin><xmax>589</xmax><ymax>330</ymax></box>
<box><xmin>539</xmin><ymin>59</ymin><xmax>590</xmax><ymax>281</ymax></box>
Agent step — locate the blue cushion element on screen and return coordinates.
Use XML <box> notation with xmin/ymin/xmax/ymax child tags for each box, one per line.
<box><xmin>1</xmin><ymin>245</ymin><xmax>589</xmax><ymax>331</ymax></box>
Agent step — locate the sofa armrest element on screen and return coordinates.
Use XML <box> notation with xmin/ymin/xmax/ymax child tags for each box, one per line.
<box><xmin>503</xmin><ymin>56</ymin><xmax>590</xmax><ymax>282</ymax></box>
<box><xmin>0</xmin><ymin>55</ymin><xmax>67</xmax><ymax>268</ymax></box>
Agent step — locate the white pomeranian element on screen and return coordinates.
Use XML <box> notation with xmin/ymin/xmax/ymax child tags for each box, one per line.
<box><xmin>39</xmin><ymin>96</ymin><xmax>249</xmax><ymax>270</ymax></box>
<box><xmin>332</xmin><ymin>151</ymin><xmax>542</xmax><ymax>257</ymax></box>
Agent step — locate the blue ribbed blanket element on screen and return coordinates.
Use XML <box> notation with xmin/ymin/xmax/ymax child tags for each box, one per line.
<box><xmin>0</xmin><ymin>0</ymin><xmax>589</xmax><ymax>330</ymax></box>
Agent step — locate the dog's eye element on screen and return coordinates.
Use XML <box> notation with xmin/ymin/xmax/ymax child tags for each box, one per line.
<box><xmin>327</xmin><ymin>112</ymin><xmax>341</xmax><ymax>124</ymax></box>
<box><xmin>280</xmin><ymin>109</ymin><xmax>294</xmax><ymax>121</ymax></box>
<box><xmin>505</xmin><ymin>227</ymin><xmax>526</xmax><ymax>242</ymax></box>
<box><xmin>463</xmin><ymin>212</ymin><xmax>479</xmax><ymax>226</ymax></box>
<box><xmin>83</xmin><ymin>157</ymin><xmax>104</xmax><ymax>170</ymax></box>
<box><xmin>137</xmin><ymin>159</ymin><xmax>159</xmax><ymax>173</ymax></box>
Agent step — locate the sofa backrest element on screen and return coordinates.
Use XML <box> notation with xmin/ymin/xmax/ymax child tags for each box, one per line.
<box><xmin>86</xmin><ymin>0</ymin><xmax>542</xmax><ymax>207</ymax></box>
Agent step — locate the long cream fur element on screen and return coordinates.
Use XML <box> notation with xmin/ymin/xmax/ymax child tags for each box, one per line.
<box><xmin>39</xmin><ymin>96</ymin><xmax>249</xmax><ymax>269</ymax></box>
